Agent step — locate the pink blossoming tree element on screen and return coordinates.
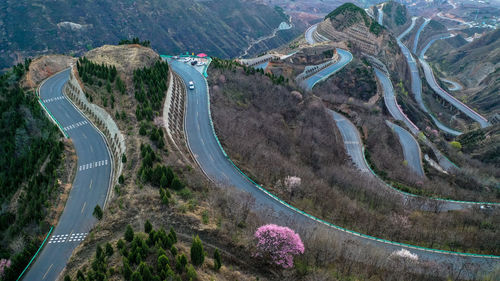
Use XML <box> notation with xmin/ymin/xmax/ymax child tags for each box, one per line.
<box><xmin>254</xmin><ymin>224</ymin><xmax>304</xmax><ymax>268</ymax></box>
<box><xmin>0</xmin><ymin>259</ymin><xmax>11</xmax><ymax>277</ymax></box>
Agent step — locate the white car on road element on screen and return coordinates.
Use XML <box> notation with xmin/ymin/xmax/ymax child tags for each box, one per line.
<box><xmin>188</xmin><ymin>81</ymin><xmax>195</xmax><ymax>90</ymax></box>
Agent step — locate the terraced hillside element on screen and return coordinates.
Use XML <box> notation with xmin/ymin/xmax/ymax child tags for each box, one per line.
<box><xmin>0</xmin><ymin>0</ymin><xmax>298</xmax><ymax>70</ymax></box>
<box><xmin>314</xmin><ymin>3</ymin><xmax>410</xmax><ymax>97</ymax></box>
<box><xmin>318</xmin><ymin>3</ymin><xmax>384</xmax><ymax>56</ymax></box>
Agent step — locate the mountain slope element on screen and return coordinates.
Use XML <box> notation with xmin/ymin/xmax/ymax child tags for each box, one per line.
<box><xmin>0</xmin><ymin>0</ymin><xmax>295</xmax><ymax>70</ymax></box>
<box><xmin>315</xmin><ymin>3</ymin><xmax>408</xmax><ymax>88</ymax></box>
<box><xmin>428</xmin><ymin>28</ymin><xmax>500</xmax><ymax>115</ymax></box>
<box><xmin>379</xmin><ymin>1</ymin><xmax>411</xmax><ymax>35</ymax></box>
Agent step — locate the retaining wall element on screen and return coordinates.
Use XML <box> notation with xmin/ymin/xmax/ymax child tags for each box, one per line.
<box><xmin>63</xmin><ymin>67</ymin><xmax>126</xmax><ymax>205</ymax></box>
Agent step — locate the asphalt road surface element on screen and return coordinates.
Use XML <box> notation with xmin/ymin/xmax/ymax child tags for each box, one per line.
<box><xmin>413</xmin><ymin>18</ymin><xmax>430</xmax><ymax>53</ymax></box>
<box><xmin>303</xmin><ymin>48</ymin><xmax>353</xmax><ymax>91</ymax></box>
<box><xmin>304</xmin><ymin>23</ymin><xmax>329</xmax><ymax>45</ymax></box>
<box><xmin>305</xmin><ymin>23</ymin><xmax>319</xmax><ymax>44</ymax></box>
<box><xmin>377</xmin><ymin>6</ymin><xmax>384</xmax><ymax>25</ymax></box>
<box><xmin>254</xmin><ymin>61</ymin><xmax>269</xmax><ymax>70</ymax></box>
<box><xmin>23</xmin><ymin>69</ymin><xmax>111</xmax><ymax>281</ymax></box>
<box><xmin>397</xmin><ymin>20</ymin><xmax>462</xmax><ymax>136</ymax></box>
<box><xmin>386</xmin><ymin>121</ymin><xmax>425</xmax><ymax>177</ymax></box>
<box><xmin>329</xmin><ymin>110</ymin><xmax>370</xmax><ymax>173</ymax></box>
<box><xmin>419</xmin><ymin>37</ymin><xmax>490</xmax><ymax>128</ymax></box>
<box><xmin>374</xmin><ymin>68</ymin><xmax>420</xmax><ymax>135</ymax></box>
<box><xmin>441</xmin><ymin>78</ymin><xmax>463</xmax><ymax>91</ymax></box>
<box><xmin>168</xmin><ymin>59</ymin><xmax>499</xmax><ymax>277</ymax></box>
<box><xmin>329</xmin><ymin>108</ymin><xmax>478</xmax><ymax>211</ymax></box>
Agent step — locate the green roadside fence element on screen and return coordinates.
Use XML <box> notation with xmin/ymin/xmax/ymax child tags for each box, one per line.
<box><xmin>361</xmin><ymin>146</ymin><xmax>499</xmax><ymax>206</ymax></box>
<box><xmin>36</xmin><ymin>89</ymin><xmax>69</xmax><ymax>138</ymax></box>
<box><xmin>196</xmin><ymin>61</ymin><xmax>500</xmax><ymax>259</ymax></box>
<box><xmin>16</xmin><ymin>227</ymin><xmax>54</xmax><ymax>281</ymax></box>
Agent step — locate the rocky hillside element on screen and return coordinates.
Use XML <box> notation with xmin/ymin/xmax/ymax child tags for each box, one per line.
<box><xmin>428</xmin><ymin>28</ymin><xmax>500</xmax><ymax>115</ymax></box>
<box><xmin>0</xmin><ymin>0</ymin><xmax>297</xmax><ymax>70</ymax></box>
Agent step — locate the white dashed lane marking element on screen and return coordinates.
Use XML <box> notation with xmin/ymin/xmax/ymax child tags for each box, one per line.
<box><xmin>78</xmin><ymin>159</ymin><xmax>108</xmax><ymax>171</ymax></box>
<box><xmin>43</xmin><ymin>96</ymin><xmax>65</xmax><ymax>103</ymax></box>
<box><xmin>64</xmin><ymin>120</ymin><xmax>88</xmax><ymax>131</ymax></box>
<box><xmin>48</xmin><ymin>233</ymin><xmax>88</xmax><ymax>244</ymax></box>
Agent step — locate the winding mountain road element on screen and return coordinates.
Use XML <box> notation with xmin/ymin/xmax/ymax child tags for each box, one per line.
<box><xmin>329</xmin><ymin>110</ymin><xmax>370</xmax><ymax>173</ymax></box>
<box><xmin>419</xmin><ymin>36</ymin><xmax>490</xmax><ymax>128</ymax></box>
<box><xmin>386</xmin><ymin>121</ymin><xmax>425</xmax><ymax>177</ymax></box>
<box><xmin>441</xmin><ymin>78</ymin><xmax>463</xmax><ymax>91</ymax></box>
<box><xmin>413</xmin><ymin>18</ymin><xmax>430</xmax><ymax>53</ymax></box>
<box><xmin>304</xmin><ymin>23</ymin><xmax>330</xmax><ymax>45</ymax></box>
<box><xmin>305</xmin><ymin>23</ymin><xmax>319</xmax><ymax>45</ymax></box>
<box><xmin>377</xmin><ymin>6</ymin><xmax>384</xmax><ymax>25</ymax></box>
<box><xmin>374</xmin><ymin>68</ymin><xmax>419</xmax><ymax>135</ymax></box>
<box><xmin>302</xmin><ymin>48</ymin><xmax>353</xmax><ymax>91</ymax></box>
<box><xmin>329</xmin><ymin>107</ymin><xmax>494</xmax><ymax>211</ymax></box>
<box><xmin>397</xmin><ymin>19</ymin><xmax>462</xmax><ymax>136</ymax></box>
<box><xmin>168</xmin><ymin>58</ymin><xmax>500</xmax><ymax>279</ymax></box>
<box><xmin>23</xmin><ymin>69</ymin><xmax>112</xmax><ymax>281</ymax></box>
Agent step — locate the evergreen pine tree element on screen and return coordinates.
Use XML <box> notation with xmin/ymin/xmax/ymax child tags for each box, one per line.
<box><xmin>105</xmin><ymin>242</ymin><xmax>114</xmax><ymax>256</ymax></box>
<box><xmin>125</xmin><ymin>224</ymin><xmax>134</xmax><ymax>242</ymax></box>
<box><xmin>144</xmin><ymin>220</ymin><xmax>153</xmax><ymax>233</ymax></box>
<box><xmin>93</xmin><ymin>204</ymin><xmax>103</xmax><ymax>220</ymax></box>
<box><xmin>131</xmin><ymin>271</ymin><xmax>143</xmax><ymax>281</ymax></box>
<box><xmin>170</xmin><ymin>177</ymin><xmax>183</xmax><ymax>191</ymax></box>
<box><xmin>214</xmin><ymin>248</ymin><xmax>222</xmax><ymax>270</ymax></box>
<box><xmin>190</xmin><ymin>235</ymin><xmax>205</xmax><ymax>266</ymax></box>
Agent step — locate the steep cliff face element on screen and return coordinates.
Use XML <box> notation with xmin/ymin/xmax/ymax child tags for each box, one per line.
<box><xmin>0</xmin><ymin>0</ymin><xmax>294</xmax><ymax>70</ymax></box>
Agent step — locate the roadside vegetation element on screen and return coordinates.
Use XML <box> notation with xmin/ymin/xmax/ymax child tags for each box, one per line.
<box><xmin>50</xmin><ymin>43</ymin><xmax>500</xmax><ymax>280</ymax></box>
<box><xmin>0</xmin><ymin>60</ymin><xmax>73</xmax><ymax>280</ymax></box>
<box><xmin>65</xmin><ymin>48</ymin><xmax>276</xmax><ymax>280</ymax></box>
<box><xmin>208</xmin><ymin>60</ymin><xmax>500</xmax><ymax>256</ymax></box>
<box><xmin>63</xmin><ymin>224</ymin><xmax>221</xmax><ymax>281</ymax></box>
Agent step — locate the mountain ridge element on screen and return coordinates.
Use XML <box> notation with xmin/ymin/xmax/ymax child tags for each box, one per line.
<box><xmin>0</xmin><ymin>0</ymin><xmax>298</xmax><ymax>70</ymax></box>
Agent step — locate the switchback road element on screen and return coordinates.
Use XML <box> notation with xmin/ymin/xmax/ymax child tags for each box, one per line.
<box><xmin>413</xmin><ymin>18</ymin><xmax>430</xmax><ymax>53</ymax></box>
<box><xmin>441</xmin><ymin>78</ymin><xmax>463</xmax><ymax>91</ymax></box>
<box><xmin>23</xmin><ymin>69</ymin><xmax>111</xmax><ymax>280</ymax></box>
<box><xmin>419</xmin><ymin>36</ymin><xmax>490</xmax><ymax>128</ymax></box>
<box><xmin>375</xmin><ymin>68</ymin><xmax>420</xmax><ymax>135</ymax></box>
<box><xmin>302</xmin><ymin>48</ymin><xmax>353</xmax><ymax>91</ymax></box>
<box><xmin>168</xmin><ymin>59</ymin><xmax>499</xmax><ymax>279</ymax></box>
<box><xmin>397</xmin><ymin>19</ymin><xmax>462</xmax><ymax>136</ymax></box>
<box><xmin>386</xmin><ymin>121</ymin><xmax>425</xmax><ymax>177</ymax></box>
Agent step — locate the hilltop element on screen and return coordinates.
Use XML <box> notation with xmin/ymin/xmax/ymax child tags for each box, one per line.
<box><xmin>313</xmin><ymin>3</ymin><xmax>408</xmax><ymax>90</ymax></box>
<box><xmin>85</xmin><ymin>44</ymin><xmax>159</xmax><ymax>76</ymax></box>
